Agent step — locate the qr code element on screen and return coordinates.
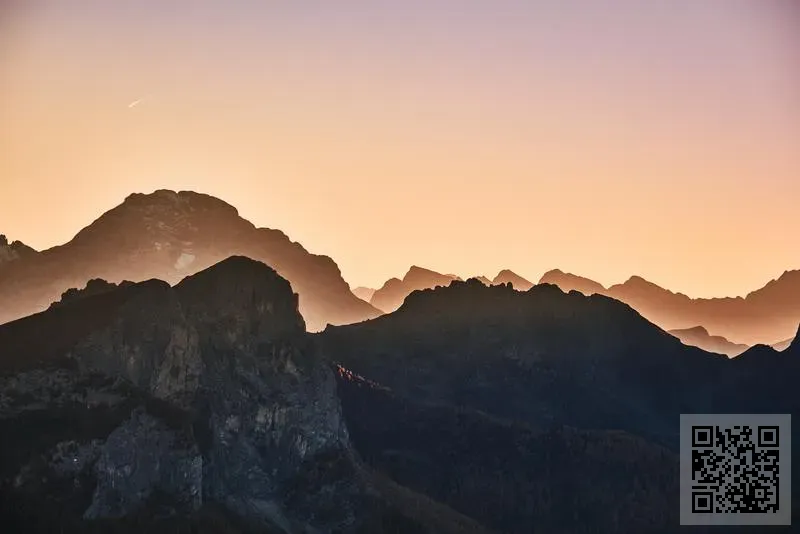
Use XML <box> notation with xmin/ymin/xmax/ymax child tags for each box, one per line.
<box><xmin>680</xmin><ymin>414</ymin><xmax>791</xmax><ymax>526</ymax></box>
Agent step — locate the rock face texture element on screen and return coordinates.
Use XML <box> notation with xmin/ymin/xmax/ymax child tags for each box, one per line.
<box><xmin>0</xmin><ymin>190</ymin><xmax>380</xmax><ymax>331</ymax></box>
<box><xmin>0</xmin><ymin>257</ymin><xmax>489</xmax><ymax>534</ymax></box>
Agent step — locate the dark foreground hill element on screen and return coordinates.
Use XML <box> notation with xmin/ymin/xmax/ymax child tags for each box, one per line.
<box><xmin>319</xmin><ymin>280</ymin><xmax>800</xmax><ymax>533</ymax></box>
<box><xmin>0</xmin><ymin>190</ymin><xmax>380</xmax><ymax>331</ymax></box>
<box><xmin>0</xmin><ymin>257</ymin><xmax>491</xmax><ymax>534</ymax></box>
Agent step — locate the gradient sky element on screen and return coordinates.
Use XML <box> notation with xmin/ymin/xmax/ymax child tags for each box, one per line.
<box><xmin>2</xmin><ymin>0</ymin><xmax>798</xmax><ymax>297</ymax></box>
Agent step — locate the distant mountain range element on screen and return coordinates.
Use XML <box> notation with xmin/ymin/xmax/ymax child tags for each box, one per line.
<box><xmin>539</xmin><ymin>268</ymin><xmax>800</xmax><ymax>346</ymax></box>
<box><xmin>369</xmin><ymin>266</ymin><xmax>463</xmax><ymax>312</ymax></box>
<box><xmin>667</xmin><ymin>326</ymin><xmax>749</xmax><ymax>357</ymax></box>
<box><xmin>2</xmin><ymin>251</ymin><xmax>799</xmax><ymax>532</ymax></box>
<box><xmin>368</xmin><ymin>268</ymin><xmax>533</xmax><ymax>312</ymax></box>
<box><xmin>0</xmin><ymin>190</ymin><xmax>381</xmax><ymax>331</ymax></box>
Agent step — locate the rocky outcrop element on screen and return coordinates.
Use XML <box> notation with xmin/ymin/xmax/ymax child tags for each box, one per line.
<box><xmin>0</xmin><ymin>256</ymin><xmax>490</xmax><ymax>534</ymax></box>
<box><xmin>50</xmin><ymin>279</ymin><xmax>134</xmax><ymax>310</ymax></box>
<box><xmin>0</xmin><ymin>235</ymin><xmax>37</xmax><ymax>266</ymax></box>
<box><xmin>0</xmin><ymin>190</ymin><xmax>381</xmax><ymax>331</ymax></box>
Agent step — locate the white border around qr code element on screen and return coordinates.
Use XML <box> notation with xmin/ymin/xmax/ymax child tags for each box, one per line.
<box><xmin>680</xmin><ymin>414</ymin><xmax>791</xmax><ymax>526</ymax></box>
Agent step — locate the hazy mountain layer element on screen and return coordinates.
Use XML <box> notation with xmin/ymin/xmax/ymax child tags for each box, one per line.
<box><xmin>668</xmin><ymin>326</ymin><xmax>749</xmax><ymax>357</ymax></box>
<box><xmin>0</xmin><ymin>190</ymin><xmax>380</xmax><ymax>331</ymax></box>
<box><xmin>540</xmin><ymin>268</ymin><xmax>800</xmax><ymax>345</ymax></box>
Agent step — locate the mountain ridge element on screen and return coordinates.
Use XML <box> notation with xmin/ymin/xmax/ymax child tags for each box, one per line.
<box><xmin>538</xmin><ymin>268</ymin><xmax>800</xmax><ymax>345</ymax></box>
<box><xmin>0</xmin><ymin>256</ymin><xmax>493</xmax><ymax>534</ymax></box>
<box><xmin>0</xmin><ymin>190</ymin><xmax>381</xmax><ymax>331</ymax></box>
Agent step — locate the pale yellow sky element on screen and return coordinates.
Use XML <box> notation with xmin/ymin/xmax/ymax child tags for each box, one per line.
<box><xmin>1</xmin><ymin>1</ymin><xmax>799</xmax><ymax>297</ymax></box>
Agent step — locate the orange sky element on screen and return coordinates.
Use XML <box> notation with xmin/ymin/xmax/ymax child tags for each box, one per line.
<box><xmin>1</xmin><ymin>1</ymin><xmax>799</xmax><ymax>297</ymax></box>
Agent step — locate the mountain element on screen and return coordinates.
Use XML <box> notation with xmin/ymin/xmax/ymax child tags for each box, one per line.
<box><xmin>490</xmin><ymin>270</ymin><xmax>532</xmax><ymax>290</ymax></box>
<box><xmin>667</xmin><ymin>326</ymin><xmax>749</xmax><ymax>357</ymax></box>
<box><xmin>0</xmin><ymin>234</ymin><xmax>37</xmax><ymax>265</ymax></box>
<box><xmin>319</xmin><ymin>280</ymin><xmax>800</xmax><ymax>532</ymax></box>
<box><xmin>773</xmin><ymin>337</ymin><xmax>794</xmax><ymax>352</ymax></box>
<box><xmin>473</xmin><ymin>276</ymin><xmax>492</xmax><ymax>285</ymax></box>
<box><xmin>539</xmin><ymin>269</ymin><xmax>800</xmax><ymax>345</ymax></box>
<box><xmin>351</xmin><ymin>286</ymin><xmax>376</xmax><ymax>302</ymax></box>
<box><xmin>369</xmin><ymin>266</ymin><xmax>461</xmax><ymax>313</ymax></box>
<box><xmin>0</xmin><ymin>257</ymin><xmax>492</xmax><ymax>534</ymax></box>
<box><xmin>336</xmin><ymin>371</ymin><xmax>679</xmax><ymax>534</ymax></box>
<box><xmin>538</xmin><ymin>269</ymin><xmax>604</xmax><ymax>295</ymax></box>
<box><xmin>0</xmin><ymin>190</ymin><xmax>381</xmax><ymax>331</ymax></box>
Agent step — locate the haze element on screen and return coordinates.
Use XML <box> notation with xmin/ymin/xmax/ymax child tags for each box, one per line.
<box><xmin>2</xmin><ymin>0</ymin><xmax>799</xmax><ymax>297</ymax></box>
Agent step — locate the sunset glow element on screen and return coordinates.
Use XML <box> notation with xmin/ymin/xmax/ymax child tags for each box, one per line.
<box><xmin>1</xmin><ymin>0</ymin><xmax>798</xmax><ymax>297</ymax></box>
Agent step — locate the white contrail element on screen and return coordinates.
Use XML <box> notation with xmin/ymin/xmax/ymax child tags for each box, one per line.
<box><xmin>128</xmin><ymin>98</ymin><xmax>143</xmax><ymax>108</ymax></box>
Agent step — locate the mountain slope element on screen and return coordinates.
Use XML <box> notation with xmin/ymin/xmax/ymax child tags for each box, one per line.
<box><xmin>352</xmin><ymin>287</ymin><xmax>376</xmax><ymax>302</ymax></box>
<box><xmin>0</xmin><ymin>190</ymin><xmax>380</xmax><ymax>331</ymax></box>
<box><xmin>370</xmin><ymin>266</ymin><xmax>461</xmax><ymax>313</ymax></box>
<box><xmin>0</xmin><ymin>234</ymin><xmax>37</xmax><ymax>266</ymax></box>
<box><xmin>490</xmin><ymin>270</ymin><xmax>533</xmax><ymax>290</ymax></box>
<box><xmin>538</xmin><ymin>269</ymin><xmax>800</xmax><ymax>345</ymax></box>
<box><xmin>335</xmin><ymin>369</ymin><xmax>680</xmax><ymax>534</ymax></box>
<box><xmin>668</xmin><ymin>326</ymin><xmax>749</xmax><ymax>357</ymax></box>
<box><xmin>0</xmin><ymin>257</ymin><xmax>492</xmax><ymax>534</ymax></box>
<box><xmin>319</xmin><ymin>281</ymin><xmax>800</xmax><ymax>532</ymax></box>
<box><xmin>538</xmin><ymin>269</ymin><xmax>604</xmax><ymax>295</ymax></box>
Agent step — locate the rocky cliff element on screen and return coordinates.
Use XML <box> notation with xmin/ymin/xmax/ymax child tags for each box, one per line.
<box><xmin>0</xmin><ymin>257</ymin><xmax>490</xmax><ymax>534</ymax></box>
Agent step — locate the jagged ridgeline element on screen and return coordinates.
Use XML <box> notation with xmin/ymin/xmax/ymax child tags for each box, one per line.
<box><xmin>0</xmin><ymin>190</ymin><xmax>381</xmax><ymax>331</ymax></box>
<box><xmin>319</xmin><ymin>279</ymin><xmax>800</xmax><ymax>534</ymax></box>
<box><xmin>0</xmin><ymin>257</ymin><xmax>492</xmax><ymax>534</ymax></box>
<box><xmin>2</xmin><ymin>257</ymin><xmax>800</xmax><ymax>533</ymax></box>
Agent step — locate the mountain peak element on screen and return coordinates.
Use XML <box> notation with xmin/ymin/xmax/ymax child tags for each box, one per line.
<box><xmin>538</xmin><ymin>269</ymin><xmax>605</xmax><ymax>295</ymax></box>
<box><xmin>176</xmin><ymin>255</ymin><xmax>306</xmax><ymax>338</ymax></box>
<box><xmin>674</xmin><ymin>325</ymin><xmax>709</xmax><ymax>337</ymax></box>
<box><xmin>122</xmin><ymin>189</ymin><xmax>240</xmax><ymax>217</ymax></box>
<box><xmin>0</xmin><ymin>234</ymin><xmax>38</xmax><ymax>265</ymax></box>
<box><xmin>0</xmin><ymin>191</ymin><xmax>380</xmax><ymax>330</ymax></box>
<box><xmin>492</xmin><ymin>269</ymin><xmax>533</xmax><ymax>290</ymax></box>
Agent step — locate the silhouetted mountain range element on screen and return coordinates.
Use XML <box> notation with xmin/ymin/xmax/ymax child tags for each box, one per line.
<box><xmin>369</xmin><ymin>268</ymin><xmax>532</xmax><ymax>313</ymax></box>
<box><xmin>539</xmin><ymin>269</ymin><xmax>800</xmax><ymax>345</ymax></box>
<box><xmin>3</xmin><ymin>191</ymin><xmax>800</xmax><ymax>532</ymax></box>
<box><xmin>490</xmin><ymin>269</ymin><xmax>533</xmax><ymax>290</ymax></box>
<box><xmin>320</xmin><ymin>280</ymin><xmax>800</xmax><ymax>532</ymax></box>
<box><xmin>667</xmin><ymin>326</ymin><xmax>749</xmax><ymax>357</ymax></box>
<box><xmin>369</xmin><ymin>266</ymin><xmax>462</xmax><ymax>313</ymax></box>
<box><xmin>0</xmin><ymin>257</ymin><xmax>491</xmax><ymax>534</ymax></box>
<box><xmin>0</xmin><ymin>190</ymin><xmax>380</xmax><ymax>331</ymax></box>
